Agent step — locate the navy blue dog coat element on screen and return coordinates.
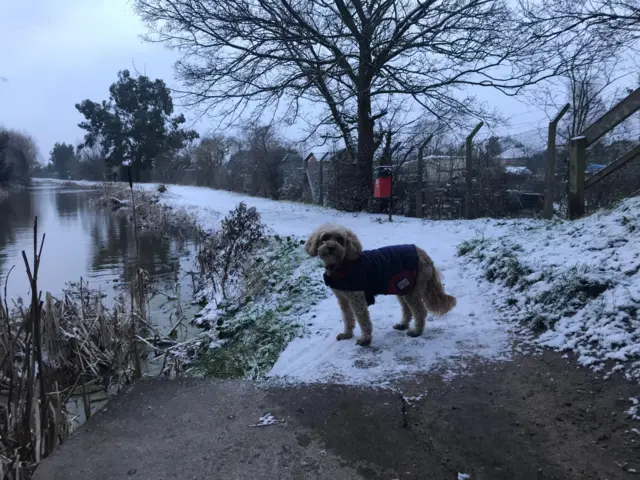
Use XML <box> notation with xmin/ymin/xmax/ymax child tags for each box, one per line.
<box><xmin>323</xmin><ymin>244</ymin><xmax>419</xmax><ymax>306</ymax></box>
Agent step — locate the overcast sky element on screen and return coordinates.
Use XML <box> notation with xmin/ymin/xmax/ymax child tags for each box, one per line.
<box><xmin>0</xmin><ymin>0</ymin><xmax>558</xmax><ymax>164</ymax></box>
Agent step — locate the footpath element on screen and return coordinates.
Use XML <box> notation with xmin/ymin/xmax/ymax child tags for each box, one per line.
<box><xmin>34</xmin><ymin>351</ymin><xmax>639</xmax><ymax>480</ymax></box>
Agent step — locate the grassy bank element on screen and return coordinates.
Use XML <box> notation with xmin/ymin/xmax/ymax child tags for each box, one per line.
<box><xmin>457</xmin><ymin>199</ymin><xmax>640</xmax><ymax>381</ymax></box>
<box><xmin>191</xmin><ymin>234</ymin><xmax>327</xmax><ymax>379</ymax></box>
<box><xmin>89</xmin><ymin>181</ymin><xmax>329</xmax><ymax>380</ymax></box>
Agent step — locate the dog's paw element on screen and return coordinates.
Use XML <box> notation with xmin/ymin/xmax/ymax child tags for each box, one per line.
<box><xmin>406</xmin><ymin>329</ymin><xmax>423</xmax><ymax>338</ymax></box>
<box><xmin>356</xmin><ymin>337</ymin><xmax>372</xmax><ymax>347</ymax></box>
<box><xmin>336</xmin><ymin>332</ymin><xmax>353</xmax><ymax>341</ymax></box>
<box><xmin>393</xmin><ymin>323</ymin><xmax>408</xmax><ymax>331</ymax></box>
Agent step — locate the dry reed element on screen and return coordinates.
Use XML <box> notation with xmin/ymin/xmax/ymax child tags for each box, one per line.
<box><xmin>0</xmin><ymin>217</ymin><xmax>153</xmax><ymax>479</ymax></box>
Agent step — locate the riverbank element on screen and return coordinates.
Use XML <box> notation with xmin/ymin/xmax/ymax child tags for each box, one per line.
<box><xmin>93</xmin><ymin>179</ymin><xmax>515</xmax><ymax>387</ymax></box>
<box><xmin>0</xmin><ymin>180</ymin><xmax>205</xmax><ymax>478</ymax></box>
<box><xmin>0</xmin><ymin>183</ymin><xmax>28</xmax><ymax>200</ymax></box>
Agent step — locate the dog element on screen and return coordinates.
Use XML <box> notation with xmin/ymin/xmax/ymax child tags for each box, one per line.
<box><xmin>304</xmin><ymin>223</ymin><xmax>457</xmax><ymax>346</ymax></box>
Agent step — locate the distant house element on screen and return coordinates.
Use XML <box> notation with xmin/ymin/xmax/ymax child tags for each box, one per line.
<box><xmin>499</xmin><ymin>146</ymin><xmax>531</xmax><ymax>165</ymax></box>
<box><xmin>279</xmin><ymin>151</ymin><xmax>306</xmax><ymax>200</ymax></box>
<box><xmin>303</xmin><ymin>152</ymin><xmax>324</xmax><ymax>203</ymax></box>
<box><xmin>397</xmin><ymin>154</ymin><xmax>465</xmax><ymax>183</ymax></box>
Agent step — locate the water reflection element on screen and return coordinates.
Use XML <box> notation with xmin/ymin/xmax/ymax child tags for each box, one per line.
<box><xmin>54</xmin><ymin>188</ymin><xmax>85</xmax><ymax>221</ymax></box>
<box><xmin>0</xmin><ymin>181</ymin><xmax>202</xmax><ymax>430</ymax></box>
<box><xmin>88</xmin><ymin>212</ymin><xmax>183</xmax><ymax>283</ymax></box>
<box><xmin>0</xmin><ymin>181</ymin><xmax>193</xmax><ymax>306</ymax></box>
<box><xmin>0</xmin><ymin>189</ymin><xmax>35</xmax><ymax>249</ymax></box>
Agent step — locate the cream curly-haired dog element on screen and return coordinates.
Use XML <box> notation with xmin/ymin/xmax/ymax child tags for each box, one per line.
<box><xmin>304</xmin><ymin>223</ymin><xmax>456</xmax><ymax>346</ymax></box>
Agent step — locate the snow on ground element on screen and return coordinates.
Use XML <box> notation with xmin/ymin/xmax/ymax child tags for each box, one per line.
<box><xmin>39</xmin><ymin>179</ymin><xmax>640</xmax><ymax>387</ymax></box>
<box><xmin>131</xmin><ymin>183</ymin><xmax>515</xmax><ymax>386</ymax></box>
<box><xmin>459</xmin><ymin>197</ymin><xmax>640</xmax><ymax>381</ymax></box>
<box><xmin>32</xmin><ymin>177</ymin><xmax>101</xmax><ymax>187</ymax></box>
<box><xmin>248</xmin><ymin>413</ymin><xmax>285</xmax><ymax>427</ymax></box>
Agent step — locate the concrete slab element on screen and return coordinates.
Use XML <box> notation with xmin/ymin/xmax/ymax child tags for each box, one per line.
<box><xmin>34</xmin><ymin>352</ymin><xmax>640</xmax><ymax>480</ymax></box>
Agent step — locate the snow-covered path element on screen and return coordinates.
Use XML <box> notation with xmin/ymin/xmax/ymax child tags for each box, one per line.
<box><xmin>146</xmin><ymin>183</ymin><xmax>515</xmax><ymax>386</ymax></box>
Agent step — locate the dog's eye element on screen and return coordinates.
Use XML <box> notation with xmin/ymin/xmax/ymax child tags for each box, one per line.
<box><xmin>335</xmin><ymin>236</ymin><xmax>345</xmax><ymax>245</ymax></box>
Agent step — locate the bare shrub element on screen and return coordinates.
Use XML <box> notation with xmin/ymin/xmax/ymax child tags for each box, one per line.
<box><xmin>197</xmin><ymin>202</ymin><xmax>266</xmax><ymax>298</ymax></box>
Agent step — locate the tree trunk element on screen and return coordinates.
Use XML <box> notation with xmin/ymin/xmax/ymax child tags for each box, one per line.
<box><xmin>356</xmin><ymin>88</ymin><xmax>374</xmax><ymax>211</ymax></box>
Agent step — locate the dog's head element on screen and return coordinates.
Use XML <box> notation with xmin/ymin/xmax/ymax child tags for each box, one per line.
<box><xmin>304</xmin><ymin>223</ymin><xmax>362</xmax><ymax>269</ymax></box>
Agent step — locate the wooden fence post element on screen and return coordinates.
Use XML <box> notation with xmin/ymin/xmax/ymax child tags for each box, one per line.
<box><xmin>543</xmin><ymin>103</ymin><xmax>571</xmax><ymax>219</ymax></box>
<box><xmin>567</xmin><ymin>136</ymin><xmax>587</xmax><ymax>219</ymax></box>
<box><xmin>318</xmin><ymin>152</ymin><xmax>328</xmax><ymax>206</ymax></box>
<box><xmin>465</xmin><ymin>122</ymin><xmax>484</xmax><ymax>219</ymax></box>
<box><xmin>415</xmin><ymin>134</ymin><xmax>433</xmax><ymax>218</ymax></box>
<box><xmin>566</xmin><ymin>87</ymin><xmax>640</xmax><ymax>219</ymax></box>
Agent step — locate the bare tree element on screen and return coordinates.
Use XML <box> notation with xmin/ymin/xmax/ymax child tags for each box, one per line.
<box><xmin>194</xmin><ymin>134</ymin><xmax>229</xmax><ymax>186</ymax></box>
<box><xmin>530</xmin><ymin>38</ymin><xmax>628</xmax><ymax>143</ymax></box>
<box><xmin>519</xmin><ymin>0</ymin><xmax>640</xmax><ymax>51</ymax></box>
<box><xmin>246</xmin><ymin>125</ymin><xmax>301</xmax><ymax>200</ymax></box>
<box><xmin>135</xmin><ymin>0</ymin><xmax>572</xmax><ymax>208</ymax></box>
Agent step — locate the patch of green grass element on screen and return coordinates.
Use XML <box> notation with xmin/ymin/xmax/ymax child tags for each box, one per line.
<box><xmin>517</xmin><ymin>265</ymin><xmax>612</xmax><ymax>331</ymax></box>
<box><xmin>456</xmin><ymin>237</ymin><xmax>486</xmax><ymax>257</ymax></box>
<box><xmin>535</xmin><ymin>269</ymin><xmax>611</xmax><ymax>309</ymax></box>
<box><xmin>195</xmin><ymin>307</ymin><xmax>302</xmax><ymax>379</ymax></box>
<box><xmin>193</xmin><ymin>235</ymin><xmax>326</xmax><ymax>379</ymax></box>
<box><xmin>483</xmin><ymin>251</ymin><xmax>533</xmax><ymax>288</ymax></box>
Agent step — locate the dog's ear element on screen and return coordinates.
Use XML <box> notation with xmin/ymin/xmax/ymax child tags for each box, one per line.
<box><xmin>343</xmin><ymin>228</ymin><xmax>362</xmax><ymax>260</ymax></box>
<box><xmin>304</xmin><ymin>230</ymin><xmax>321</xmax><ymax>257</ymax></box>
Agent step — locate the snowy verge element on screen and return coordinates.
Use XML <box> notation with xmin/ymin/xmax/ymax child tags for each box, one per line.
<box><xmin>458</xmin><ymin>197</ymin><xmax>640</xmax><ymax>382</ymax></box>
<box><xmin>141</xmin><ymin>184</ymin><xmax>514</xmax><ymax>387</ymax></box>
<box><xmin>188</xmin><ymin>234</ymin><xmax>328</xmax><ymax>379</ymax></box>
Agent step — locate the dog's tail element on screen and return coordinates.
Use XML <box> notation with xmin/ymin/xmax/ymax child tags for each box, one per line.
<box><xmin>421</xmin><ymin>253</ymin><xmax>457</xmax><ymax>316</ymax></box>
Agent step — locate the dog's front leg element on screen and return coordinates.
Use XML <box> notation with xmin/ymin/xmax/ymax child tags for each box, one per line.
<box><xmin>349</xmin><ymin>292</ymin><xmax>372</xmax><ymax>346</ymax></box>
<box><xmin>334</xmin><ymin>290</ymin><xmax>355</xmax><ymax>341</ymax></box>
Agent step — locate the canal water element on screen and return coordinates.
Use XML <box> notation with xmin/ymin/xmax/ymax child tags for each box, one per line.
<box><xmin>0</xmin><ymin>180</ymin><xmax>202</xmax><ymax>426</ymax></box>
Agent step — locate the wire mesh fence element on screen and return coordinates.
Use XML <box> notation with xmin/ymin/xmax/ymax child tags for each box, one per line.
<box><xmin>123</xmin><ymin>98</ymin><xmax>640</xmax><ymax>220</ymax></box>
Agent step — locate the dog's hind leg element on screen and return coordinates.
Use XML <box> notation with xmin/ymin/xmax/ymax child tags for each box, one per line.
<box><xmin>334</xmin><ymin>290</ymin><xmax>355</xmax><ymax>341</ymax></box>
<box><xmin>393</xmin><ymin>296</ymin><xmax>412</xmax><ymax>331</ymax></box>
<box><xmin>404</xmin><ymin>290</ymin><xmax>427</xmax><ymax>337</ymax></box>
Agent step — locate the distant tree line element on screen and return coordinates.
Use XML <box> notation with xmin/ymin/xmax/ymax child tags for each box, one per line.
<box><xmin>39</xmin><ymin>69</ymin><xmax>310</xmax><ymax>202</ymax></box>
